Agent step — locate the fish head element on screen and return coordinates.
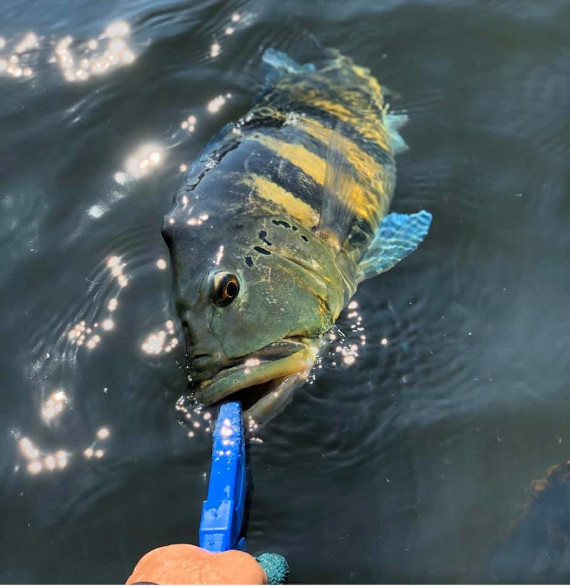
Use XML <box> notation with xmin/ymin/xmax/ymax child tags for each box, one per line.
<box><xmin>162</xmin><ymin>210</ymin><xmax>353</xmax><ymax>425</ymax></box>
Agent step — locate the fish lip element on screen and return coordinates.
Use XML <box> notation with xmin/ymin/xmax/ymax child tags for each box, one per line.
<box><xmin>189</xmin><ymin>340</ymin><xmax>302</xmax><ymax>378</ymax></box>
<box><xmin>194</xmin><ymin>338</ymin><xmax>318</xmax><ymax>405</ymax></box>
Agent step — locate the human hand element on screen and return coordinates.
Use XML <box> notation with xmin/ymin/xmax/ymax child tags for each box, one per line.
<box><xmin>126</xmin><ymin>544</ymin><xmax>267</xmax><ymax>585</ymax></box>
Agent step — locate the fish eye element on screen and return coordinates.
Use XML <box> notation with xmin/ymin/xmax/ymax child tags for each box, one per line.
<box><xmin>211</xmin><ymin>272</ymin><xmax>240</xmax><ymax>306</ymax></box>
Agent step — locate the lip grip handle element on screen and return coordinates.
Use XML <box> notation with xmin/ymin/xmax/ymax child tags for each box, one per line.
<box><xmin>199</xmin><ymin>402</ymin><xmax>247</xmax><ymax>553</ymax></box>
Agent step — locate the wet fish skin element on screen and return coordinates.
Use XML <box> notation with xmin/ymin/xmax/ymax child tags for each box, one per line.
<box><xmin>163</xmin><ymin>49</ymin><xmax>431</xmax><ymax>426</ymax></box>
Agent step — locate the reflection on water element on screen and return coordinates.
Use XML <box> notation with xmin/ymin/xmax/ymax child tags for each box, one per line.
<box><xmin>5</xmin><ymin>0</ymin><xmax>225</xmax><ymax>477</ymax></box>
<box><xmin>0</xmin><ymin>32</ymin><xmax>38</xmax><ymax>79</ymax></box>
<box><xmin>123</xmin><ymin>144</ymin><xmax>164</xmax><ymax>179</ymax></box>
<box><xmin>141</xmin><ymin>320</ymin><xmax>178</xmax><ymax>355</ymax></box>
<box><xmin>51</xmin><ymin>22</ymin><xmax>136</xmax><ymax>84</ymax></box>
<box><xmin>2</xmin><ymin>0</ymin><xmax>570</xmax><ymax>583</ymax></box>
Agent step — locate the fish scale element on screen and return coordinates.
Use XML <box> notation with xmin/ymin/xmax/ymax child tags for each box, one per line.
<box><xmin>163</xmin><ymin>49</ymin><xmax>431</xmax><ymax>427</ymax></box>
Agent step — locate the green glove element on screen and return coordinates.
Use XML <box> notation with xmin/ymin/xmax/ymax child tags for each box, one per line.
<box><xmin>255</xmin><ymin>553</ymin><xmax>289</xmax><ymax>585</ymax></box>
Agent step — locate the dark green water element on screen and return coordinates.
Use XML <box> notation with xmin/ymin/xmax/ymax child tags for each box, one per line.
<box><xmin>2</xmin><ymin>0</ymin><xmax>570</xmax><ymax>582</ymax></box>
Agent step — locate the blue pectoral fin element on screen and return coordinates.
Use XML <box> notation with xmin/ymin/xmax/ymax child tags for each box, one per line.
<box><xmin>357</xmin><ymin>210</ymin><xmax>432</xmax><ymax>282</ymax></box>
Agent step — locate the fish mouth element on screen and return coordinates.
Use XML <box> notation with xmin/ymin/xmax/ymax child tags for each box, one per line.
<box><xmin>194</xmin><ymin>338</ymin><xmax>319</xmax><ymax>426</ymax></box>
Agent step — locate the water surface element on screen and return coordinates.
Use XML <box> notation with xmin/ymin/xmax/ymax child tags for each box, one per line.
<box><xmin>2</xmin><ymin>0</ymin><xmax>570</xmax><ymax>582</ymax></box>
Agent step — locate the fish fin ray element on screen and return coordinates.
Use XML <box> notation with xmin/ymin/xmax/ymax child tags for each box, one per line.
<box><xmin>385</xmin><ymin>112</ymin><xmax>409</xmax><ymax>154</ymax></box>
<box><xmin>317</xmin><ymin>126</ymin><xmax>357</xmax><ymax>245</ymax></box>
<box><xmin>262</xmin><ymin>48</ymin><xmax>316</xmax><ymax>83</ymax></box>
<box><xmin>357</xmin><ymin>210</ymin><xmax>432</xmax><ymax>281</ymax></box>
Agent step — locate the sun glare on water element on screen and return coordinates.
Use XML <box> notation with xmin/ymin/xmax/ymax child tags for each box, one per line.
<box><xmin>14</xmin><ymin>8</ymin><xmax>261</xmax><ymax>479</ymax></box>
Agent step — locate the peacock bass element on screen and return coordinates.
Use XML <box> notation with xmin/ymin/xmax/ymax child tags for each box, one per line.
<box><xmin>162</xmin><ymin>49</ymin><xmax>432</xmax><ymax>429</ymax></box>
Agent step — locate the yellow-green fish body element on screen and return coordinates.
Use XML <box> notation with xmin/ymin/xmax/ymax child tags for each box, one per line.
<box><xmin>163</xmin><ymin>49</ymin><xmax>431</xmax><ymax>427</ymax></box>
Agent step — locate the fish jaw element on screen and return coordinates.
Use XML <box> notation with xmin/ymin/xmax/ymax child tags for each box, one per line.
<box><xmin>194</xmin><ymin>338</ymin><xmax>320</xmax><ymax>407</ymax></box>
<box><xmin>243</xmin><ymin>370</ymin><xmax>309</xmax><ymax>431</ymax></box>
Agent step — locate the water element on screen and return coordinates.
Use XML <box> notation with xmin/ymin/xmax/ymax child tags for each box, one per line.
<box><xmin>2</xmin><ymin>0</ymin><xmax>570</xmax><ymax>582</ymax></box>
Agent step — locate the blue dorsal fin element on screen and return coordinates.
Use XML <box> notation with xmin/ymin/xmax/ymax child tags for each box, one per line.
<box><xmin>357</xmin><ymin>210</ymin><xmax>432</xmax><ymax>282</ymax></box>
<box><xmin>262</xmin><ymin>49</ymin><xmax>316</xmax><ymax>83</ymax></box>
<box><xmin>385</xmin><ymin>112</ymin><xmax>409</xmax><ymax>155</ymax></box>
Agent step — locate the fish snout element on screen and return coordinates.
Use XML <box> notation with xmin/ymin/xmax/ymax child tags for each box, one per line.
<box><xmin>187</xmin><ymin>346</ymin><xmax>229</xmax><ymax>385</ymax></box>
<box><xmin>176</xmin><ymin>308</ymin><xmax>224</xmax><ymax>382</ymax></box>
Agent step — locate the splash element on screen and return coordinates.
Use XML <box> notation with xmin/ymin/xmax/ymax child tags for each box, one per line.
<box><xmin>320</xmin><ymin>300</ymin><xmax>367</xmax><ymax>369</ymax></box>
<box><xmin>175</xmin><ymin>395</ymin><xmax>214</xmax><ymax>438</ymax></box>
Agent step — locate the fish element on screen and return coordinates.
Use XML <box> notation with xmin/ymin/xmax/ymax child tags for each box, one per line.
<box><xmin>162</xmin><ymin>49</ymin><xmax>432</xmax><ymax>429</ymax></box>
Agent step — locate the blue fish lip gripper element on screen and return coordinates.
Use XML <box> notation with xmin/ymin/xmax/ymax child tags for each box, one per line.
<box><xmin>199</xmin><ymin>401</ymin><xmax>247</xmax><ymax>552</ymax></box>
